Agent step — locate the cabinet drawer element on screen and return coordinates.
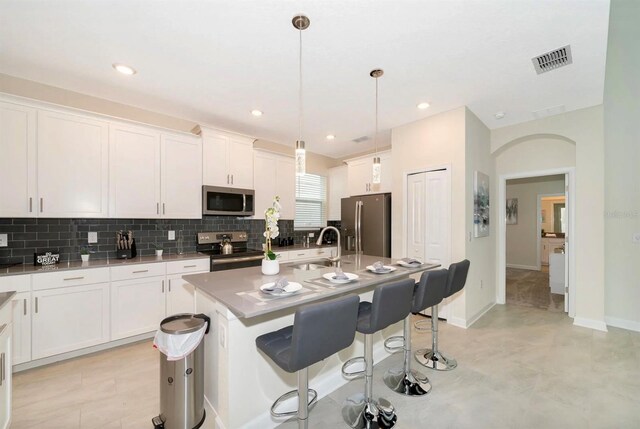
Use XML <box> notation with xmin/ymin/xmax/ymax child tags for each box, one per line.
<box><xmin>0</xmin><ymin>275</ymin><xmax>30</xmax><ymax>293</ymax></box>
<box><xmin>273</xmin><ymin>251</ymin><xmax>289</xmax><ymax>261</ymax></box>
<box><xmin>289</xmin><ymin>249</ymin><xmax>313</xmax><ymax>261</ymax></box>
<box><xmin>32</xmin><ymin>268</ymin><xmax>109</xmax><ymax>291</ymax></box>
<box><xmin>110</xmin><ymin>263</ymin><xmax>165</xmax><ymax>281</ymax></box>
<box><xmin>166</xmin><ymin>259</ymin><xmax>209</xmax><ymax>274</ymax></box>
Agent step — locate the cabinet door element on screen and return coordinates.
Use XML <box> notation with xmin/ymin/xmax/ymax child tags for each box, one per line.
<box><xmin>347</xmin><ymin>160</ymin><xmax>370</xmax><ymax>196</ymax></box>
<box><xmin>276</xmin><ymin>156</ymin><xmax>296</xmax><ymax>219</ymax></box>
<box><xmin>202</xmin><ymin>133</ymin><xmax>229</xmax><ymax>186</ymax></box>
<box><xmin>111</xmin><ymin>277</ymin><xmax>166</xmax><ymax>341</ymax></box>
<box><xmin>378</xmin><ymin>152</ymin><xmax>393</xmax><ymax>193</ymax></box>
<box><xmin>166</xmin><ymin>274</ymin><xmax>198</xmax><ymax>316</ymax></box>
<box><xmin>162</xmin><ymin>134</ymin><xmax>202</xmax><ymax>218</ymax></box>
<box><xmin>11</xmin><ymin>292</ymin><xmax>31</xmax><ymax>365</ymax></box>
<box><xmin>328</xmin><ymin>166</ymin><xmax>348</xmax><ymax>220</ymax></box>
<box><xmin>37</xmin><ymin>110</ymin><xmax>109</xmax><ymax>217</ymax></box>
<box><xmin>0</xmin><ymin>321</ymin><xmax>11</xmax><ymax>429</ymax></box>
<box><xmin>0</xmin><ymin>101</ymin><xmax>37</xmax><ymax>217</ymax></box>
<box><xmin>228</xmin><ymin>138</ymin><xmax>254</xmax><ymax>188</ymax></box>
<box><xmin>253</xmin><ymin>152</ymin><xmax>278</xmax><ymax>217</ymax></box>
<box><xmin>109</xmin><ymin>124</ymin><xmax>161</xmax><ymax>218</ymax></box>
<box><xmin>32</xmin><ymin>283</ymin><xmax>110</xmax><ymax>360</ymax></box>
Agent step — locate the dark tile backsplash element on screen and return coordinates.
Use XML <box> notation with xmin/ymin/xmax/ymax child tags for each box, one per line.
<box><xmin>0</xmin><ymin>217</ymin><xmax>341</xmax><ymax>265</ymax></box>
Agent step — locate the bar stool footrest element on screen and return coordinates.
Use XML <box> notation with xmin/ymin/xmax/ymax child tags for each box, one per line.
<box><xmin>383</xmin><ymin>335</ymin><xmax>405</xmax><ymax>354</ymax></box>
<box><xmin>342</xmin><ymin>356</ymin><xmax>366</xmax><ymax>378</ymax></box>
<box><xmin>270</xmin><ymin>388</ymin><xmax>318</xmax><ymax>418</ymax></box>
<box><xmin>413</xmin><ymin>318</ymin><xmax>431</xmax><ymax>331</ymax></box>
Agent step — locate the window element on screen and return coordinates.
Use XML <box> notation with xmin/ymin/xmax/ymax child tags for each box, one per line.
<box><xmin>295</xmin><ymin>173</ymin><xmax>327</xmax><ymax>229</ymax></box>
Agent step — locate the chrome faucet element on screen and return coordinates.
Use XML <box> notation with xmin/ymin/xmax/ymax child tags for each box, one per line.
<box><xmin>316</xmin><ymin>226</ymin><xmax>341</xmax><ymax>264</ymax></box>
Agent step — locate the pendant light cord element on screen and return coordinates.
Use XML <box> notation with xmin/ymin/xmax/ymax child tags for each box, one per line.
<box><xmin>375</xmin><ymin>75</ymin><xmax>378</xmax><ymax>156</ymax></box>
<box><xmin>299</xmin><ymin>27</ymin><xmax>303</xmax><ymax>143</ymax></box>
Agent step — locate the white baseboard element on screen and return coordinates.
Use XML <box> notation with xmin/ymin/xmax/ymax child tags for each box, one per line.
<box><xmin>605</xmin><ymin>316</ymin><xmax>640</xmax><ymax>333</ymax></box>
<box><xmin>447</xmin><ymin>316</ymin><xmax>468</xmax><ymax>329</ymax></box>
<box><xmin>506</xmin><ymin>264</ymin><xmax>539</xmax><ymax>271</ymax></box>
<box><xmin>466</xmin><ymin>301</ymin><xmax>497</xmax><ymax>328</ymax></box>
<box><xmin>573</xmin><ymin>317</ymin><xmax>608</xmax><ymax>332</ymax></box>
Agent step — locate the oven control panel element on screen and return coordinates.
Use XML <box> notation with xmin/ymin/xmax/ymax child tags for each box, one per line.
<box><xmin>197</xmin><ymin>231</ymin><xmax>248</xmax><ymax>244</ymax></box>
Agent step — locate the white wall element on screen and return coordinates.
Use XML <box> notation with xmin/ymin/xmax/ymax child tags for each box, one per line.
<box><xmin>603</xmin><ymin>0</ymin><xmax>640</xmax><ymax>330</ymax></box>
<box><xmin>506</xmin><ymin>177</ymin><xmax>565</xmax><ymax>268</ymax></box>
<box><xmin>492</xmin><ymin>106</ymin><xmax>605</xmax><ymax>329</ymax></box>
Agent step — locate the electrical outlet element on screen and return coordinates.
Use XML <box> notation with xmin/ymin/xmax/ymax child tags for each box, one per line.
<box><xmin>308</xmin><ymin>232</ymin><xmax>315</xmax><ymax>238</ymax></box>
<box><xmin>168</xmin><ymin>230</ymin><xmax>175</xmax><ymax>240</ymax></box>
<box><xmin>87</xmin><ymin>232</ymin><xmax>98</xmax><ymax>244</ymax></box>
<box><xmin>633</xmin><ymin>233</ymin><xmax>640</xmax><ymax>244</ymax></box>
<box><xmin>0</xmin><ymin>234</ymin><xmax>7</xmax><ymax>247</ymax></box>
<box><xmin>219</xmin><ymin>324</ymin><xmax>227</xmax><ymax>348</ymax></box>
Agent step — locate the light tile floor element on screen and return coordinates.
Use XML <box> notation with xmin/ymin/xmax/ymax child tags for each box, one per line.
<box><xmin>12</xmin><ymin>305</ymin><xmax>640</xmax><ymax>429</ymax></box>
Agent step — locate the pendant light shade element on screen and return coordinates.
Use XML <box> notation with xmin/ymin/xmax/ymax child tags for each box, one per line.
<box><xmin>293</xmin><ymin>14</ymin><xmax>310</xmax><ymax>176</ymax></box>
<box><xmin>370</xmin><ymin>69</ymin><xmax>384</xmax><ymax>184</ymax></box>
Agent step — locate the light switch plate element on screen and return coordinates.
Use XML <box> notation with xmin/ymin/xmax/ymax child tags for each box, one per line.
<box><xmin>633</xmin><ymin>233</ymin><xmax>640</xmax><ymax>244</ymax></box>
<box><xmin>308</xmin><ymin>232</ymin><xmax>315</xmax><ymax>238</ymax></box>
<box><xmin>0</xmin><ymin>233</ymin><xmax>7</xmax><ymax>247</ymax></box>
<box><xmin>88</xmin><ymin>232</ymin><xmax>98</xmax><ymax>244</ymax></box>
<box><xmin>168</xmin><ymin>230</ymin><xmax>176</xmax><ymax>240</ymax></box>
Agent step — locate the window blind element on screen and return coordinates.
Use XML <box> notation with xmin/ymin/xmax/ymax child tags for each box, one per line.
<box><xmin>295</xmin><ymin>174</ymin><xmax>327</xmax><ymax>229</ymax></box>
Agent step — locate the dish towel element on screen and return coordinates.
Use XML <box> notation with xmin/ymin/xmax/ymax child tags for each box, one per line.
<box><xmin>333</xmin><ymin>267</ymin><xmax>349</xmax><ymax>280</ymax></box>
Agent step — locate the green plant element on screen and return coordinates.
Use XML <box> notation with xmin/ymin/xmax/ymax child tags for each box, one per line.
<box><xmin>80</xmin><ymin>246</ymin><xmax>90</xmax><ymax>255</ymax></box>
<box><xmin>152</xmin><ymin>242</ymin><xmax>164</xmax><ymax>250</ymax></box>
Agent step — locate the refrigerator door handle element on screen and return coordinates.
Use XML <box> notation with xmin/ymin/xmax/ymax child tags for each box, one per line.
<box><xmin>357</xmin><ymin>201</ymin><xmax>363</xmax><ymax>253</ymax></box>
<box><xmin>354</xmin><ymin>202</ymin><xmax>359</xmax><ymax>253</ymax></box>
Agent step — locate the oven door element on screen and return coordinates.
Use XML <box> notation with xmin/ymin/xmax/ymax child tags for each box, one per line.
<box><xmin>210</xmin><ymin>255</ymin><xmax>264</xmax><ymax>271</ymax></box>
<box><xmin>202</xmin><ymin>186</ymin><xmax>255</xmax><ymax>216</ymax></box>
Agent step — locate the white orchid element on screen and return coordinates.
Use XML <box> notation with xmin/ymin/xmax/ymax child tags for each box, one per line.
<box><xmin>264</xmin><ymin>196</ymin><xmax>281</xmax><ymax>260</ymax></box>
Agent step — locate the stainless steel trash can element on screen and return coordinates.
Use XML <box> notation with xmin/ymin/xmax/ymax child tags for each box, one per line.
<box><xmin>153</xmin><ymin>313</ymin><xmax>210</xmax><ymax>429</ymax></box>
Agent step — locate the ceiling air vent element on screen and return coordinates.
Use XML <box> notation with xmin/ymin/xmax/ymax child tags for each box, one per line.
<box><xmin>532</xmin><ymin>45</ymin><xmax>572</xmax><ymax>74</ymax></box>
<box><xmin>352</xmin><ymin>136</ymin><xmax>369</xmax><ymax>143</ymax></box>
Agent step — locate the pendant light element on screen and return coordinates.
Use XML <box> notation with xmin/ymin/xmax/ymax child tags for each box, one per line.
<box><xmin>293</xmin><ymin>14</ymin><xmax>310</xmax><ymax>176</ymax></box>
<box><xmin>370</xmin><ymin>69</ymin><xmax>384</xmax><ymax>184</ymax></box>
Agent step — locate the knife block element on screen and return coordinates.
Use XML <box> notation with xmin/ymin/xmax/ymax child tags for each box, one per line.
<box><xmin>115</xmin><ymin>239</ymin><xmax>137</xmax><ymax>259</ymax></box>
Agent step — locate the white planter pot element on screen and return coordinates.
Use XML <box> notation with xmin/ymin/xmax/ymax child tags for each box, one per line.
<box><xmin>261</xmin><ymin>259</ymin><xmax>280</xmax><ymax>275</ymax></box>
<box><xmin>80</xmin><ymin>254</ymin><xmax>89</xmax><ymax>262</ymax></box>
<box><xmin>155</xmin><ymin>249</ymin><xmax>164</xmax><ymax>257</ymax></box>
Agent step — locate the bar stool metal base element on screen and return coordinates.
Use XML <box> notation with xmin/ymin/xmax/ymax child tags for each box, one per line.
<box><xmin>342</xmin><ymin>392</ymin><xmax>397</xmax><ymax>429</ymax></box>
<box><xmin>383</xmin><ymin>367</ymin><xmax>431</xmax><ymax>396</ymax></box>
<box><xmin>414</xmin><ymin>348</ymin><xmax>457</xmax><ymax>371</ymax></box>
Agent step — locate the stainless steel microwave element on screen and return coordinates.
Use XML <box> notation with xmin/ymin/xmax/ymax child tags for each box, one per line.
<box><xmin>202</xmin><ymin>186</ymin><xmax>255</xmax><ymax>216</ymax></box>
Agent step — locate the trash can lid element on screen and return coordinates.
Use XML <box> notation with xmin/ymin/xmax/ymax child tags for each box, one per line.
<box><xmin>160</xmin><ymin>314</ymin><xmax>206</xmax><ymax>335</ymax></box>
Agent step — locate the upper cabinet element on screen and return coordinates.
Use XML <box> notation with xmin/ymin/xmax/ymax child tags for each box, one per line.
<box><xmin>346</xmin><ymin>151</ymin><xmax>392</xmax><ymax>196</ymax></box>
<box><xmin>253</xmin><ymin>150</ymin><xmax>296</xmax><ymax>219</ymax></box>
<box><xmin>198</xmin><ymin>126</ymin><xmax>254</xmax><ymax>189</ymax></box>
<box><xmin>328</xmin><ymin>165</ymin><xmax>348</xmax><ymax>221</ymax></box>
<box><xmin>37</xmin><ymin>110</ymin><xmax>109</xmax><ymax>217</ymax></box>
<box><xmin>0</xmin><ymin>101</ymin><xmax>37</xmax><ymax>218</ymax></box>
<box><xmin>109</xmin><ymin>123</ymin><xmax>202</xmax><ymax>219</ymax></box>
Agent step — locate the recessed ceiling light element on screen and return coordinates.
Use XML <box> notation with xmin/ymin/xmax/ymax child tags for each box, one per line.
<box><xmin>326</xmin><ymin>134</ymin><xmax>335</xmax><ymax>140</ymax></box>
<box><xmin>251</xmin><ymin>109</ymin><xmax>263</xmax><ymax>117</ymax></box>
<box><xmin>112</xmin><ymin>63</ymin><xmax>137</xmax><ymax>76</ymax></box>
<box><xmin>417</xmin><ymin>102</ymin><xmax>430</xmax><ymax>109</ymax></box>
<box><xmin>495</xmin><ymin>111</ymin><xmax>506</xmax><ymax>119</ymax></box>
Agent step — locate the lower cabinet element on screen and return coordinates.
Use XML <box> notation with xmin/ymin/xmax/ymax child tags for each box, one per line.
<box><xmin>11</xmin><ymin>292</ymin><xmax>31</xmax><ymax>365</ymax></box>
<box><xmin>0</xmin><ymin>317</ymin><xmax>11</xmax><ymax>429</ymax></box>
<box><xmin>166</xmin><ymin>274</ymin><xmax>197</xmax><ymax>316</ymax></box>
<box><xmin>32</xmin><ymin>283</ymin><xmax>110</xmax><ymax>360</ymax></box>
<box><xmin>110</xmin><ymin>277</ymin><xmax>166</xmax><ymax>341</ymax></box>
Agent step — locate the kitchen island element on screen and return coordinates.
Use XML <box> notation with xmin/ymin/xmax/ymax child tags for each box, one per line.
<box><xmin>183</xmin><ymin>254</ymin><xmax>439</xmax><ymax>429</ymax></box>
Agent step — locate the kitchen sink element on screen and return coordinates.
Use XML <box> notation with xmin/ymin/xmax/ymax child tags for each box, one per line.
<box><xmin>289</xmin><ymin>260</ymin><xmax>349</xmax><ymax>270</ymax></box>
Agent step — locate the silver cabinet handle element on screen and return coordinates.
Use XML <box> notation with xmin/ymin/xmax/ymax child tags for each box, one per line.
<box><xmin>29</xmin><ymin>197</ymin><xmax>33</xmax><ymax>213</ymax></box>
<box><xmin>24</xmin><ymin>298</ymin><xmax>27</xmax><ymax>316</ymax></box>
<box><xmin>231</xmin><ymin>174</ymin><xmax>234</xmax><ymax>185</ymax></box>
<box><xmin>0</xmin><ymin>351</ymin><xmax>4</xmax><ymax>385</ymax></box>
<box><xmin>163</xmin><ymin>203</ymin><xmax>166</xmax><ymax>215</ymax></box>
<box><xmin>133</xmin><ymin>270</ymin><xmax>148</xmax><ymax>274</ymax></box>
<box><xmin>64</xmin><ymin>276</ymin><xmax>84</xmax><ymax>281</ymax></box>
<box><xmin>184</xmin><ymin>265</ymin><xmax>197</xmax><ymax>268</ymax></box>
<box><xmin>161</xmin><ymin>280</ymin><xmax>165</xmax><ymax>293</ymax></box>
<box><xmin>40</xmin><ymin>197</ymin><xmax>43</xmax><ymax>212</ymax></box>
<box><xmin>157</xmin><ymin>202</ymin><xmax>160</xmax><ymax>215</ymax></box>
<box><xmin>227</xmin><ymin>174</ymin><xmax>230</xmax><ymax>184</ymax></box>
<box><xmin>168</xmin><ymin>279</ymin><xmax>172</xmax><ymax>292</ymax></box>
<box><xmin>35</xmin><ymin>297</ymin><xmax>38</xmax><ymax>313</ymax></box>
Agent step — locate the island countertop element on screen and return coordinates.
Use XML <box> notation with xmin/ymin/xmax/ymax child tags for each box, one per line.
<box><xmin>183</xmin><ymin>254</ymin><xmax>440</xmax><ymax>319</ymax></box>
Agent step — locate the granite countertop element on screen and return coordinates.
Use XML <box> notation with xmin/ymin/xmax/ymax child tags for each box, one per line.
<box><xmin>0</xmin><ymin>252</ymin><xmax>209</xmax><ymax>277</ymax></box>
<box><xmin>0</xmin><ymin>291</ymin><xmax>16</xmax><ymax>312</ymax></box>
<box><xmin>184</xmin><ymin>254</ymin><xmax>440</xmax><ymax>319</ymax></box>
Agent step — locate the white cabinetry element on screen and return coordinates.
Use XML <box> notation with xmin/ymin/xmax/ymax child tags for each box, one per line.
<box><xmin>166</xmin><ymin>259</ymin><xmax>209</xmax><ymax>316</ymax></box>
<box><xmin>346</xmin><ymin>151</ymin><xmax>391</xmax><ymax>196</ymax></box>
<box><xmin>37</xmin><ymin>109</ymin><xmax>109</xmax><ymax>217</ymax></box>
<box><xmin>32</xmin><ymin>283</ymin><xmax>110</xmax><ymax>360</ymax></box>
<box><xmin>0</xmin><ymin>101</ymin><xmax>37</xmax><ymax>217</ymax></box>
<box><xmin>0</xmin><ymin>276</ymin><xmax>31</xmax><ymax>366</ymax></box>
<box><xmin>0</xmin><ymin>303</ymin><xmax>11</xmax><ymax>429</ymax></box>
<box><xmin>253</xmin><ymin>151</ymin><xmax>296</xmax><ymax>219</ymax></box>
<box><xmin>328</xmin><ymin>165</ymin><xmax>348</xmax><ymax>220</ymax></box>
<box><xmin>109</xmin><ymin>124</ymin><xmax>202</xmax><ymax>219</ymax></box>
<box><xmin>541</xmin><ymin>237</ymin><xmax>565</xmax><ymax>265</ymax></box>
<box><xmin>199</xmin><ymin>126</ymin><xmax>254</xmax><ymax>189</ymax></box>
<box><xmin>110</xmin><ymin>277</ymin><xmax>166</xmax><ymax>340</ymax></box>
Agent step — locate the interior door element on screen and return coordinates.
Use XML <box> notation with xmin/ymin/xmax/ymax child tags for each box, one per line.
<box><xmin>564</xmin><ymin>173</ymin><xmax>570</xmax><ymax>313</ymax></box>
<box><xmin>407</xmin><ymin>173</ymin><xmax>426</xmax><ymax>262</ymax></box>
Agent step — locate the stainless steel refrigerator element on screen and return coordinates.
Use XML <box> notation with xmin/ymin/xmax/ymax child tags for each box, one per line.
<box><xmin>341</xmin><ymin>193</ymin><xmax>391</xmax><ymax>257</ymax></box>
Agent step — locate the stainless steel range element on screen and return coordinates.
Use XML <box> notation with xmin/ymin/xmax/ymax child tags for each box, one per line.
<box><xmin>196</xmin><ymin>231</ymin><xmax>264</xmax><ymax>271</ymax></box>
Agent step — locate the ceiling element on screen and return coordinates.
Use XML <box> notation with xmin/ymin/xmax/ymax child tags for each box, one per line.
<box><xmin>0</xmin><ymin>1</ymin><xmax>610</xmax><ymax>158</ymax></box>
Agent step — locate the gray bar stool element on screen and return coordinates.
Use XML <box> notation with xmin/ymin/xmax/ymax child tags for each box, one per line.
<box><xmin>415</xmin><ymin>260</ymin><xmax>470</xmax><ymax>371</ymax></box>
<box><xmin>342</xmin><ymin>279</ymin><xmax>415</xmax><ymax>429</ymax></box>
<box><xmin>256</xmin><ymin>294</ymin><xmax>360</xmax><ymax>429</ymax></box>
<box><xmin>383</xmin><ymin>269</ymin><xmax>449</xmax><ymax>396</ymax></box>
